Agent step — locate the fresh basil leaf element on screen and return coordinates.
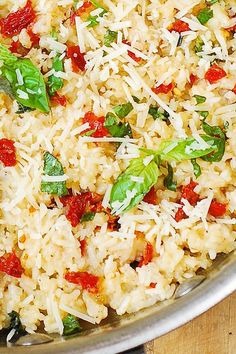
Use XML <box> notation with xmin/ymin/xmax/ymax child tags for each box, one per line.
<box><xmin>62</xmin><ymin>314</ymin><xmax>81</xmax><ymax>336</ymax></box>
<box><xmin>207</xmin><ymin>0</ymin><xmax>218</xmax><ymax>4</ymax></box>
<box><xmin>0</xmin><ymin>77</ymin><xmax>14</xmax><ymax>99</ymax></box>
<box><xmin>195</xmin><ymin>37</ymin><xmax>204</xmax><ymax>53</ymax></box>
<box><xmin>8</xmin><ymin>311</ymin><xmax>25</xmax><ymax>336</ymax></box>
<box><xmin>104</xmin><ymin>29</ymin><xmax>118</xmax><ymax>47</ymax></box>
<box><xmin>87</xmin><ymin>0</ymin><xmax>107</xmax><ymax>27</ymax></box>
<box><xmin>194</xmin><ymin>95</ymin><xmax>206</xmax><ymax>104</ymax></box>
<box><xmin>148</xmin><ymin>105</ymin><xmax>169</xmax><ymax>121</ymax></box>
<box><xmin>81</xmin><ymin>212</ymin><xmax>95</xmax><ymax>222</ymax></box>
<box><xmin>47</xmin><ymin>54</ymin><xmax>64</xmax><ymax>96</ymax></box>
<box><xmin>191</xmin><ymin>158</ymin><xmax>202</xmax><ymax>178</ymax></box>
<box><xmin>105</xmin><ymin>113</ymin><xmax>132</xmax><ymax>137</ymax></box>
<box><xmin>110</xmin><ymin>156</ymin><xmax>160</xmax><ymax>214</ymax></box>
<box><xmin>0</xmin><ymin>44</ymin><xmax>50</xmax><ymax>113</ymax></box>
<box><xmin>113</xmin><ymin>102</ymin><xmax>133</xmax><ymax>118</ymax></box>
<box><xmin>197</xmin><ymin>8</ymin><xmax>213</xmax><ymax>25</ymax></box>
<box><xmin>199</xmin><ymin>111</ymin><xmax>209</xmax><ymax>119</ymax></box>
<box><xmin>201</xmin><ymin>121</ymin><xmax>225</xmax><ymax>162</ymax></box>
<box><xmin>16</xmin><ymin>102</ymin><xmax>34</xmax><ymax>114</ymax></box>
<box><xmin>163</xmin><ymin>163</ymin><xmax>177</xmax><ymax>191</ymax></box>
<box><xmin>104</xmin><ymin>112</ymin><xmax>118</xmax><ymax>126</ymax></box>
<box><xmin>41</xmin><ymin>152</ymin><xmax>68</xmax><ymax>196</ymax></box>
<box><xmin>157</xmin><ymin>135</ymin><xmax>216</xmax><ymax>162</ymax></box>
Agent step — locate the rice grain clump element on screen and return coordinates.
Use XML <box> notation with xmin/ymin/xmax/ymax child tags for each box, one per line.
<box><xmin>0</xmin><ymin>0</ymin><xmax>236</xmax><ymax>335</ymax></box>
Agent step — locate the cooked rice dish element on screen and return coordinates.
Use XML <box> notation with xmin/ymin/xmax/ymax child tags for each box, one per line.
<box><xmin>0</xmin><ymin>0</ymin><xmax>236</xmax><ymax>338</ymax></box>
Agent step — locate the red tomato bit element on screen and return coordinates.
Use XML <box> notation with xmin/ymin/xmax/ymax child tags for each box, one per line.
<box><xmin>138</xmin><ymin>242</ymin><xmax>154</xmax><ymax>267</ymax></box>
<box><xmin>26</xmin><ymin>24</ymin><xmax>40</xmax><ymax>47</ymax></box>
<box><xmin>50</xmin><ymin>92</ymin><xmax>67</xmax><ymax>107</ymax></box>
<box><xmin>70</xmin><ymin>1</ymin><xmax>94</xmax><ymax>25</ymax></box>
<box><xmin>232</xmin><ymin>84</ymin><xmax>236</xmax><ymax>95</ymax></box>
<box><xmin>0</xmin><ymin>138</ymin><xmax>17</xmax><ymax>167</ymax></box>
<box><xmin>189</xmin><ymin>73</ymin><xmax>199</xmax><ymax>86</ymax></box>
<box><xmin>0</xmin><ymin>0</ymin><xmax>36</xmax><ymax>37</ymax></box>
<box><xmin>9</xmin><ymin>39</ymin><xmax>29</xmax><ymax>56</ymax></box>
<box><xmin>226</xmin><ymin>24</ymin><xmax>236</xmax><ymax>32</ymax></box>
<box><xmin>205</xmin><ymin>64</ymin><xmax>227</xmax><ymax>84</ymax></box>
<box><xmin>80</xmin><ymin>239</ymin><xmax>87</xmax><ymax>257</ymax></box>
<box><xmin>169</xmin><ymin>19</ymin><xmax>190</xmax><ymax>33</ymax></box>
<box><xmin>122</xmin><ymin>40</ymin><xmax>142</xmax><ymax>63</ymax></box>
<box><xmin>143</xmin><ymin>186</ymin><xmax>158</xmax><ymax>205</ymax></box>
<box><xmin>82</xmin><ymin>112</ymin><xmax>109</xmax><ymax>138</ymax></box>
<box><xmin>150</xmin><ymin>282</ymin><xmax>157</xmax><ymax>288</ymax></box>
<box><xmin>65</xmin><ymin>271</ymin><xmax>99</xmax><ymax>293</ymax></box>
<box><xmin>208</xmin><ymin>199</ymin><xmax>227</xmax><ymax>218</ymax></box>
<box><xmin>0</xmin><ymin>252</ymin><xmax>24</xmax><ymax>278</ymax></box>
<box><xmin>66</xmin><ymin>45</ymin><xmax>86</xmax><ymax>72</ymax></box>
<box><xmin>152</xmin><ymin>82</ymin><xmax>174</xmax><ymax>95</ymax></box>
<box><xmin>175</xmin><ymin>181</ymin><xmax>200</xmax><ymax>222</ymax></box>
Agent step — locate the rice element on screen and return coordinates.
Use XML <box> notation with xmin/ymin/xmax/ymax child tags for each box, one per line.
<box><xmin>0</xmin><ymin>0</ymin><xmax>236</xmax><ymax>336</ymax></box>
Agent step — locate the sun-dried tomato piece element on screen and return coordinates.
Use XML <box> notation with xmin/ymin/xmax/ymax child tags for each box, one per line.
<box><xmin>82</xmin><ymin>112</ymin><xmax>109</xmax><ymax>138</ymax></box>
<box><xmin>189</xmin><ymin>73</ymin><xmax>199</xmax><ymax>86</ymax></box>
<box><xmin>175</xmin><ymin>181</ymin><xmax>200</xmax><ymax>222</ymax></box>
<box><xmin>80</xmin><ymin>239</ymin><xmax>87</xmax><ymax>257</ymax></box>
<box><xmin>169</xmin><ymin>19</ymin><xmax>190</xmax><ymax>33</ymax></box>
<box><xmin>9</xmin><ymin>40</ymin><xmax>29</xmax><ymax>56</ymax></box>
<box><xmin>65</xmin><ymin>271</ymin><xmax>99</xmax><ymax>293</ymax></box>
<box><xmin>143</xmin><ymin>187</ymin><xmax>158</xmax><ymax>205</ymax></box>
<box><xmin>138</xmin><ymin>242</ymin><xmax>154</xmax><ymax>267</ymax></box>
<box><xmin>0</xmin><ymin>252</ymin><xmax>24</xmax><ymax>278</ymax></box>
<box><xmin>26</xmin><ymin>24</ymin><xmax>40</xmax><ymax>47</ymax></box>
<box><xmin>150</xmin><ymin>282</ymin><xmax>157</xmax><ymax>288</ymax></box>
<box><xmin>0</xmin><ymin>0</ymin><xmax>36</xmax><ymax>37</ymax></box>
<box><xmin>0</xmin><ymin>139</ymin><xmax>17</xmax><ymax>167</ymax></box>
<box><xmin>205</xmin><ymin>64</ymin><xmax>227</xmax><ymax>84</ymax></box>
<box><xmin>122</xmin><ymin>40</ymin><xmax>142</xmax><ymax>63</ymax></box>
<box><xmin>50</xmin><ymin>92</ymin><xmax>67</xmax><ymax>107</ymax></box>
<box><xmin>60</xmin><ymin>192</ymin><xmax>92</xmax><ymax>227</ymax></box>
<box><xmin>152</xmin><ymin>82</ymin><xmax>174</xmax><ymax>94</ymax></box>
<box><xmin>66</xmin><ymin>45</ymin><xmax>86</xmax><ymax>72</ymax></box>
<box><xmin>208</xmin><ymin>199</ymin><xmax>227</xmax><ymax>218</ymax></box>
<box><xmin>232</xmin><ymin>84</ymin><xmax>236</xmax><ymax>95</ymax></box>
<box><xmin>70</xmin><ymin>1</ymin><xmax>94</xmax><ymax>25</ymax></box>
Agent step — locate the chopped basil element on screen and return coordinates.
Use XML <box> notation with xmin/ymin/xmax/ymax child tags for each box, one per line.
<box><xmin>199</xmin><ymin>111</ymin><xmax>209</xmax><ymax>119</ymax></box>
<box><xmin>62</xmin><ymin>314</ymin><xmax>81</xmax><ymax>336</ymax></box>
<box><xmin>110</xmin><ymin>155</ymin><xmax>160</xmax><ymax>214</ymax></box>
<box><xmin>191</xmin><ymin>158</ymin><xmax>202</xmax><ymax>178</ymax></box>
<box><xmin>207</xmin><ymin>0</ymin><xmax>218</xmax><ymax>4</ymax></box>
<box><xmin>83</xmin><ymin>129</ymin><xmax>96</xmax><ymax>136</ymax></box>
<box><xmin>81</xmin><ymin>212</ymin><xmax>95</xmax><ymax>222</ymax></box>
<box><xmin>110</xmin><ymin>133</ymin><xmax>225</xmax><ymax>213</ymax></box>
<box><xmin>132</xmin><ymin>96</ymin><xmax>140</xmax><ymax>103</ymax></box>
<box><xmin>224</xmin><ymin>121</ymin><xmax>229</xmax><ymax>131</ymax></box>
<box><xmin>104</xmin><ymin>29</ymin><xmax>118</xmax><ymax>47</ymax></box>
<box><xmin>87</xmin><ymin>0</ymin><xmax>107</xmax><ymax>27</ymax></box>
<box><xmin>105</xmin><ymin>113</ymin><xmax>132</xmax><ymax>138</ymax></box>
<box><xmin>194</xmin><ymin>95</ymin><xmax>206</xmax><ymax>105</ymax></box>
<box><xmin>113</xmin><ymin>102</ymin><xmax>133</xmax><ymax>118</ymax></box>
<box><xmin>197</xmin><ymin>8</ymin><xmax>213</xmax><ymax>25</ymax></box>
<box><xmin>50</xmin><ymin>28</ymin><xmax>58</xmax><ymax>40</ymax></box>
<box><xmin>201</xmin><ymin>121</ymin><xmax>225</xmax><ymax>162</ymax></box>
<box><xmin>195</xmin><ymin>37</ymin><xmax>204</xmax><ymax>53</ymax></box>
<box><xmin>41</xmin><ymin>152</ymin><xmax>68</xmax><ymax>196</ymax></box>
<box><xmin>47</xmin><ymin>54</ymin><xmax>64</xmax><ymax>96</ymax></box>
<box><xmin>163</xmin><ymin>164</ymin><xmax>177</xmax><ymax>191</ymax></box>
<box><xmin>8</xmin><ymin>311</ymin><xmax>26</xmax><ymax>339</ymax></box>
<box><xmin>0</xmin><ymin>44</ymin><xmax>50</xmax><ymax>113</ymax></box>
<box><xmin>148</xmin><ymin>105</ymin><xmax>169</xmax><ymax>121</ymax></box>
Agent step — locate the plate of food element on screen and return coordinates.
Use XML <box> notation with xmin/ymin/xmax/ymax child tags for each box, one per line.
<box><xmin>0</xmin><ymin>0</ymin><xmax>236</xmax><ymax>353</ymax></box>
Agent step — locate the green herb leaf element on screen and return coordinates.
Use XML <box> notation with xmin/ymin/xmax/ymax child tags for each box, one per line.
<box><xmin>86</xmin><ymin>0</ymin><xmax>107</xmax><ymax>27</ymax></box>
<box><xmin>207</xmin><ymin>0</ymin><xmax>218</xmax><ymax>4</ymax></box>
<box><xmin>201</xmin><ymin>121</ymin><xmax>225</xmax><ymax>162</ymax></box>
<box><xmin>197</xmin><ymin>8</ymin><xmax>213</xmax><ymax>25</ymax></box>
<box><xmin>0</xmin><ymin>44</ymin><xmax>50</xmax><ymax>113</ymax></box>
<box><xmin>132</xmin><ymin>95</ymin><xmax>140</xmax><ymax>103</ymax></box>
<box><xmin>194</xmin><ymin>95</ymin><xmax>206</xmax><ymax>105</ymax></box>
<box><xmin>62</xmin><ymin>314</ymin><xmax>81</xmax><ymax>336</ymax></box>
<box><xmin>47</xmin><ymin>54</ymin><xmax>64</xmax><ymax>96</ymax></box>
<box><xmin>199</xmin><ymin>111</ymin><xmax>209</xmax><ymax>119</ymax></box>
<box><xmin>104</xmin><ymin>29</ymin><xmax>118</xmax><ymax>47</ymax></box>
<box><xmin>110</xmin><ymin>156</ymin><xmax>160</xmax><ymax>214</ymax></box>
<box><xmin>41</xmin><ymin>152</ymin><xmax>68</xmax><ymax>196</ymax></box>
<box><xmin>16</xmin><ymin>102</ymin><xmax>34</xmax><ymax>114</ymax></box>
<box><xmin>81</xmin><ymin>212</ymin><xmax>95</xmax><ymax>222</ymax></box>
<box><xmin>113</xmin><ymin>102</ymin><xmax>133</xmax><ymax>118</ymax></box>
<box><xmin>157</xmin><ymin>135</ymin><xmax>216</xmax><ymax>162</ymax></box>
<box><xmin>8</xmin><ymin>311</ymin><xmax>25</xmax><ymax>336</ymax></box>
<box><xmin>191</xmin><ymin>158</ymin><xmax>202</xmax><ymax>178</ymax></box>
<box><xmin>148</xmin><ymin>105</ymin><xmax>169</xmax><ymax>121</ymax></box>
<box><xmin>104</xmin><ymin>113</ymin><xmax>132</xmax><ymax>138</ymax></box>
<box><xmin>163</xmin><ymin>164</ymin><xmax>177</xmax><ymax>191</ymax></box>
<box><xmin>195</xmin><ymin>37</ymin><xmax>204</xmax><ymax>53</ymax></box>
